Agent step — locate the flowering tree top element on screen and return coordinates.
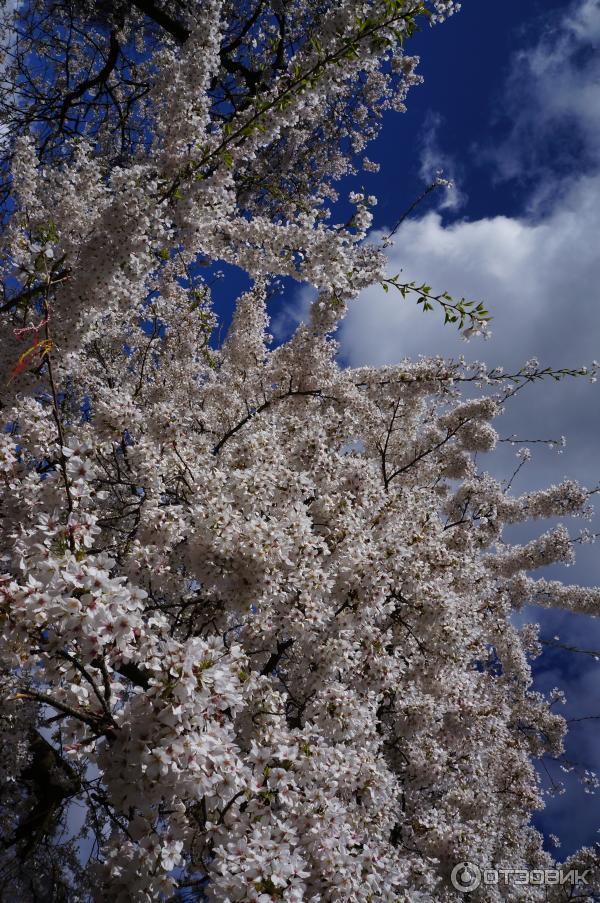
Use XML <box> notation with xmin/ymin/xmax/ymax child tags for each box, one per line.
<box><xmin>0</xmin><ymin>1</ymin><xmax>598</xmax><ymax>900</ymax></box>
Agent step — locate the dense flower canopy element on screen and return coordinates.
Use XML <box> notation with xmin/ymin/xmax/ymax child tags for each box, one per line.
<box><xmin>0</xmin><ymin>1</ymin><xmax>598</xmax><ymax>900</ymax></box>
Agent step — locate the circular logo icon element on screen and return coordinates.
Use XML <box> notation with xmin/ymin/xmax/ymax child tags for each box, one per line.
<box><xmin>451</xmin><ymin>862</ymin><xmax>482</xmax><ymax>893</ymax></box>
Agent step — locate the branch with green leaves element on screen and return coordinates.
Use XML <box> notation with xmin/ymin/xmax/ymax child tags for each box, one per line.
<box><xmin>381</xmin><ymin>274</ymin><xmax>492</xmax><ymax>332</ymax></box>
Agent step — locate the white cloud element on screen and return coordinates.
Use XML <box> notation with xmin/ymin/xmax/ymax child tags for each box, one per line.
<box><xmin>340</xmin><ymin>169</ymin><xmax>600</xmax><ymax>376</ymax></box>
<box><xmin>571</xmin><ymin>0</ymin><xmax>600</xmax><ymax>41</ymax></box>
<box><xmin>338</xmin><ymin>178</ymin><xmax>600</xmax><ymax>514</ymax></box>
<box><xmin>488</xmin><ymin>0</ymin><xmax>600</xmax><ymax>190</ymax></box>
<box><xmin>270</xmin><ymin>283</ymin><xmax>315</xmax><ymax>343</ymax></box>
<box><xmin>417</xmin><ymin>111</ymin><xmax>465</xmax><ymax>212</ymax></box>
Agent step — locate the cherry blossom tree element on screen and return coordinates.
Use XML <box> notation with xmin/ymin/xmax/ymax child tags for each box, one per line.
<box><xmin>0</xmin><ymin>1</ymin><xmax>599</xmax><ymax>900</ymax></box>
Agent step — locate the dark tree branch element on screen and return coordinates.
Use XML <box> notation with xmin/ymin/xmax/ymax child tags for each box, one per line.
<box><xmin>260</xmin><ymin>638</ymin><xmax>294</xmax><ymax>676</ymax></box>
<box><xmin>130</xmin><ymin>0</ymin><xmax>190</xmax><ymax>43</ymax></box>
<box><xmin>57</xmin><ymin>30</ymin><xmax>121</xmax><ymax>131</ymax></box>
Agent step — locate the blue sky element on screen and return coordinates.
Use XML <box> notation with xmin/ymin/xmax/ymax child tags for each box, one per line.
<box><xmin>272</xmin><ymin>0</ymin><xmax>600</xmax><ymax>858</ymax></box>
<box><xmin>362</xmin><ymin>0</ymin><xmax>587</xmax><ymax>223</ymax></box>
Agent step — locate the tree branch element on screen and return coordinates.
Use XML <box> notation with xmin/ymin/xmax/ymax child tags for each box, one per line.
<box><xmin>130</xmin><ymin>0</ymin><xmax>190</xmax><ymax>43</ymax></box>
